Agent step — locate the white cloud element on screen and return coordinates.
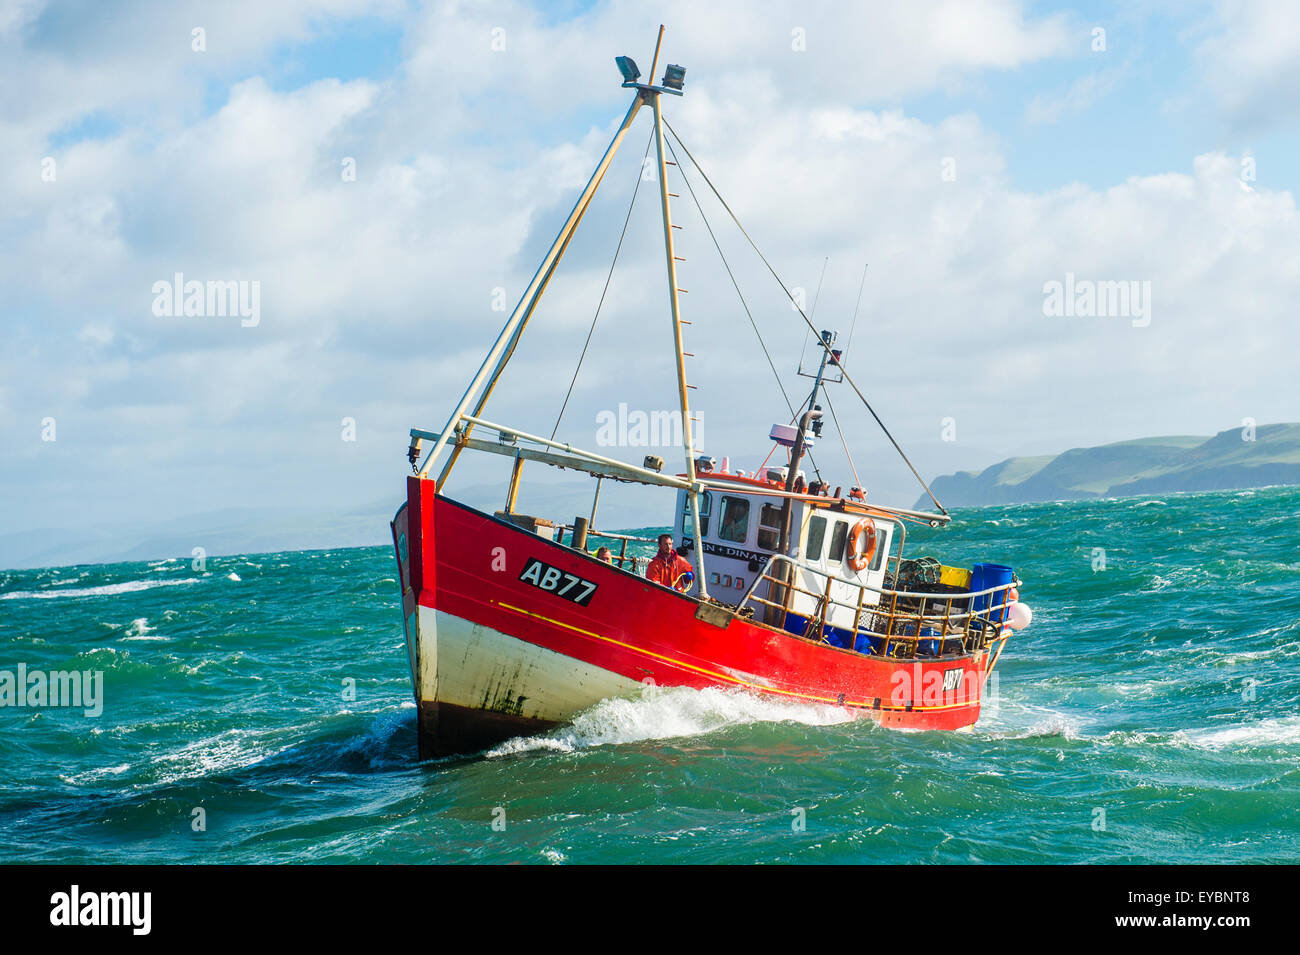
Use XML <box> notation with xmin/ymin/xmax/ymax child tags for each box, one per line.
<box><xmin>1024</xmin><ymin>63</ymin><xmax>1127</xmax><ymax>124</ymax></box>
<box><xmin>1195</xmin><ymin>0</ymin><xmax>1300</xmax><ymax>130</ymax></box>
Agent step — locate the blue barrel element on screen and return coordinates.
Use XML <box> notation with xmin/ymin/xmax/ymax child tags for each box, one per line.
<box><xmin>971</xmin><ymin>562</ymin><xmax>1014</xmax><ymax>625</ymax></box>
<box><xmin>783</xmin><ymin>614</ymin><xmax>876</xmax><ymax>654</ymax></box>
<box><xmin>896</xmin><ymin>622</ymin><xmax>943</xmax><ymax>655</ymax></box>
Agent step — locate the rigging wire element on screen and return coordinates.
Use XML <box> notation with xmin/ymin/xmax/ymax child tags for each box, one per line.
<box><xmin>822</xmin><ymin>385</ymin><xmax>863</xmax><ymax>494</ymax></box>
<box><xmin>663</xmin><ymin>134</ymin><xmax>822</xmax><ymax>483</ymax></box>
<box><xmin>549</xmin><ymin>128</ymin><xmax>656</xmax><ymax>442</ymax></box>
<box><xmin>665</xmin><ymin>133</ymin><xmax>816</xmax><ymax>480</ymax></box>
<box><xmin>663</xmin><ymin>117</ymin><xmax>947</xmax><ymax>516</ymax></box>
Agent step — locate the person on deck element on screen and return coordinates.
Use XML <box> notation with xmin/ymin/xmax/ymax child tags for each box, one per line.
<box><xmin>646</xmin><ymin>534</ymin><xmax>693</xmax><ymax>592</ymax></box>
<box><xmin>595</xmin><ymin>547</ymin><xmax>613</xmax><ymax>563</ymax></box>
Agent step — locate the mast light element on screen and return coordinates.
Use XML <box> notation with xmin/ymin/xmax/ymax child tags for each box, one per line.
<box><xmin>616</xmin><ymin>56</ymin><xmax>641</xmax><ymax>85</ymax></box>
<box><xmin>662</xmin><ymin>63</ymin><xmax>686</xmax><ymax>91</ymax></box>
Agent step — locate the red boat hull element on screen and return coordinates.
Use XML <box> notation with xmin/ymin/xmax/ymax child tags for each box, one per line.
<box><xmin>393</xmin><ymin>476</ymin><xmax>988</xmax><ymax>757</ymax></box>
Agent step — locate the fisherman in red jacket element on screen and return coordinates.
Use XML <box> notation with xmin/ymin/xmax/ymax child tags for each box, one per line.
<box><xmin>646</xmin><ymin>534</ymin><xmax>694</xmax><ymax>592</ymax></box>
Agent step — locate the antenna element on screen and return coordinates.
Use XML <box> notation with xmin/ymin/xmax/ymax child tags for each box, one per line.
<box><xmin>795</xmin><ymin>256</ymin><xmax>829</xmax><ymax>377</ymax></box>
<box><xmin>796</xmin><ymin>259</ymin><xmax>843</xmax><ymax>385</ymax></box>
<box><xmin>842</xmin><ymin>261</ymin><xmax>868</xmax><ymax>366</ymax></box>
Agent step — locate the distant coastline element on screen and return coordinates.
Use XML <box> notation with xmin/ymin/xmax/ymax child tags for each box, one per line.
<box><xmin>919</xmin><ymin>423</ymin><xmax>1300</xmax><ymax>508</ymax></box>
<box><xmin>7</xmin><ymin>424</ymin><xmax>1296</xmax><ymax>570</ymax></box>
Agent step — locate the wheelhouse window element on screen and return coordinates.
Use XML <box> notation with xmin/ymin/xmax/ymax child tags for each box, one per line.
<box><xmin>757</xmin><ymin>503</ymin><xmax>782</xmax><ymax>550</ymax></box>
<box><xmin>870</xmin><ymin>526</ymin><xmax>890</xmax><ymax>571</ymax></box>
<box><xmin>828</xmin><ymin>521</ymin><xmax>848</xmax><ymax>565</ymax></box>
<box><xmin>718</xmin><ymin>496</ymin><xmax>750</xmax><ymax>543</ymax></box>
<box><xmin>682</xmin><ymin>491</ymin><xmax>712</xmax><ymax>537</ymax></box>
<box><xmin>805</xmin><ymin>514</ymin><xmax>827</xmax><ymax>561</ymax></box>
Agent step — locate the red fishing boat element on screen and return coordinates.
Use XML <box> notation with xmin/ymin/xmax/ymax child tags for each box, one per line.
<box><xmin>390</xmin><ymin>29</ymin><xmax>1033</xmax><ymax>758</ymax></box>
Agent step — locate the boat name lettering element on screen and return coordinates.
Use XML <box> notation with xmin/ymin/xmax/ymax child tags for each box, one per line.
<box><xmin>518</xmin><ymin>558</ymin><xmax>598</xmax><ymax>606</ymax></box>
<box><xmin>683</xmin><ymin>538</ymin><xmax>766</xmax><ymax>564</ymax></box>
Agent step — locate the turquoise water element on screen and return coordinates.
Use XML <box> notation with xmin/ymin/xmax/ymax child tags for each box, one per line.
<box><xmin>2</xmin><ymin>486</ymin><xmax>1297</xmax><ymax>864</ymax></box>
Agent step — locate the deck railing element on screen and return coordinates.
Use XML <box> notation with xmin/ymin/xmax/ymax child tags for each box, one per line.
<box><xmin>556</xmin><ymin>525</ymin><xmax>654</xmax><ymax>575</ymax></box>
<box><xmin>740</xmin><ymin>554</ymin><xmax>1020</xmax><ymax>659</ymax></box>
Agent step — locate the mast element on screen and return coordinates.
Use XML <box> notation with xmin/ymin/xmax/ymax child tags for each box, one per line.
<box><xmin>805</xmin><ymin>332</ymin><xmax>833</xmax><ymax>420</ymax></box>
<box><xmin>648</xmin><ymin>29</ymin><xmax>709</xmax><ymax>600</ymax></box>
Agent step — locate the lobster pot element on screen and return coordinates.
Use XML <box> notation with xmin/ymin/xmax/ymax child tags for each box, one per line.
<box><xmin>971</xmin><ymin>563</ymin><xmax>1014</xmax><ymax>626</ymax></box>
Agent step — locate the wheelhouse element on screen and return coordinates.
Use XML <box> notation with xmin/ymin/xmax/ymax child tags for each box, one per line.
<box><xmin>672</xmin><ymin>472</ymin><xmax>898</xmax><ymax>643</ymax></box>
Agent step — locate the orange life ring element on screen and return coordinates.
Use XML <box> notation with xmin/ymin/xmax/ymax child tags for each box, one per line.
<box><xmin>846</xmin><ymin>519</ymin><xmax>877</xmax><ymax>572</ymax></box>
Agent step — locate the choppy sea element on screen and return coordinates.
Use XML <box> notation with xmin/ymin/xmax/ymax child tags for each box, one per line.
<box><xmin>2</xmin><ymin>486</ymin><xmax>1297</xmax><ymax>863</ymax></box>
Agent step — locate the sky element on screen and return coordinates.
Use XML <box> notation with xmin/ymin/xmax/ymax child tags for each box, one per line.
<box><xmin>2</xmin><ymin>0</ymin><xmax>1298</xmax><ymax>563</ymax></box>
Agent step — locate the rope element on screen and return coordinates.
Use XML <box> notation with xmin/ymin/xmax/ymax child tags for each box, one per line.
<box><xmin>663</xmin><ymin>118</ymin><xmax>946</xmax><ymax>516</ymax></box>
<box><xmin>550</xmin><ymin>128</ymin><xmax>656</xmax><ymax>441</ymax></box>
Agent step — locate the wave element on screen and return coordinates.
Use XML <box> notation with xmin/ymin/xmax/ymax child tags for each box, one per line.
<box><xmin>47</xmin><ymin>575</ymin><xmax>89</xmax><ymax>587</ymax></box>
<box><xmin>485</xmin><ymin>686</ymin><xmax>854</xmax><ymax>758</ymax></box>
<box><xmin>1108</xmin><ymin>679</ymin><xmax>1178</xmax><ymax>699</ymax></box>
<box><xmin>333</xmin><ymin>707</ymin><xmax>415</xmax><ymax>770</ymax></box>
<box><xmin>977</xmin><ymin>713</ymin><xmax>1300</xmax><ymax>752</ymax></box>
<box><xmin>976</xmin><ymin>702</ymin><xmax>1088</xmax><ymax>741</ymax></box>
<box><xmin>121</xmin><ymin>616</ymin><xmax>167</xmax><ymax>641</ymax></box>
<box><xmin>1180</xmin><ymin>716</ymin><xmax>1300</xmax><ymax>750</ymax></box>
<box><xmin>1</xmin><ymin>578</ymin><xmax>204</xmax><ymax>601</ymax></box>
<box><xmin>148</xmin><ymin>728</ymin><xmax>284</xmax><ymax>786</ymax></box>
<box><xmin>58</xmin><ymin>764</ymin><xmax>132</xmax><ymax>786</ymax></box>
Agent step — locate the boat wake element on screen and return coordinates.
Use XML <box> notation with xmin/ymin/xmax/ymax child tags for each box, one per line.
<box><xmin>485</xmin><ymin>686</ymin><xmax>853</xmax><ymax>758</ymax></box>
